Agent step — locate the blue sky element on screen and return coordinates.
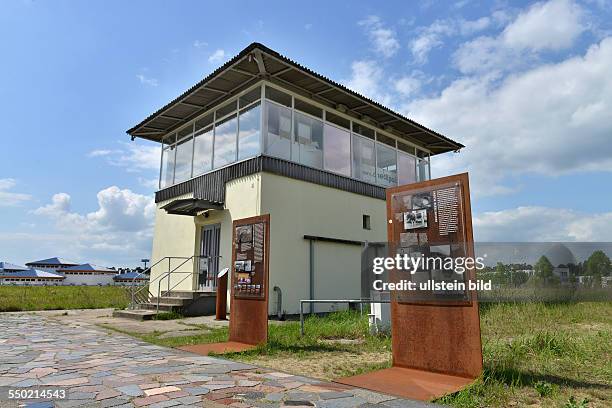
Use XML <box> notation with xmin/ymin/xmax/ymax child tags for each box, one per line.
<box><xmin>1</xmin><ymin>0</ymin><xmax>611</xmax><ymax>267</ymax></box>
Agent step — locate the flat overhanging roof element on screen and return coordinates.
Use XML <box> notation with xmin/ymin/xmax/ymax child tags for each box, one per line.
<box><xmin>161</xmin><ymin>198</ymin><xmax>224</xmax><ymax>216</ymax></box>
<box><xmin>126</xmin><ymin>43</ymin><xmax>463</xmax><ymax>155</ymax></box>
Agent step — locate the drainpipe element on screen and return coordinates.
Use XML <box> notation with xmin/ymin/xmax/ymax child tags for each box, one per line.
<box><xmin>309</xmin><ymin>239</ymin><xmax>314</xmax><ymax>315</ymax></box>
<box><xmin>273</xmin><ymin>286</ymin><xmax>283</xmax><ymax>320</ymax></box>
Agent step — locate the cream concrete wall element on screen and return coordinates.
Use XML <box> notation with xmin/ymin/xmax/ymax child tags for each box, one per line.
<box><xmin>194</xmin><ymin>174</ymin><xmax>261</xmax><ymax>311</ymax></box>
<box><xmin>150</xmin><ymin>171</ymin><xmax>387</xmax><ymax>316</ymax></box>
<box><xmin>150</xmin><ymin>193</ymin><xmax>199</xmax><ymax>293</ymax></box>
<box><xmin>259</xmin><ymin>172</ymin><xmax>387</xmax><ymax>316</ymax></box>
<box><xmin>150</xmin><ymin>176</ymin><xmax>261</xmax><ymax>298</ymax></box>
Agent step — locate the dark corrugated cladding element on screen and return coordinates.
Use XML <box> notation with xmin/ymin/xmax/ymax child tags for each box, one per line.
<box><xmin>155</xmin><ymin>155</ymin><xmax>385</xmax><ymax>204</ymax></box>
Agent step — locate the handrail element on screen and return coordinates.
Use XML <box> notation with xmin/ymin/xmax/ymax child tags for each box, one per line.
<box><xmin>162</xmin><ymin>255</ymin><xmax>222</xmax><ymax>297</ymax></box>
<box><xmin>127</xmin><ymin>255</ymin><xmax>222</xmax><ymax>311</ymax></box>
<box><xmin>129</xmin><ymin>256</ymin><xmax>196</xmax><ymax>309</ymax></box>
<box><xmin>156</xmin><ymin>256</ymin><xmax>198</xmax><ymax>312</ymax></box>
<box><xmin>129</xmin><ymin>257</ymin><xmax>170</xmax><ymax>309</ymax></box>
<box><xmin>157</xmin><ymin>255</ymin><xmax>223</xmax><ymax>312</ymax></box>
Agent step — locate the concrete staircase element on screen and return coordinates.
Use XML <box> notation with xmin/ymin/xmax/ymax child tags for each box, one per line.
<box><xmin>113</xmin><ymin>291</ymin><xmax>216</xmax><ymax>320</ymax></box>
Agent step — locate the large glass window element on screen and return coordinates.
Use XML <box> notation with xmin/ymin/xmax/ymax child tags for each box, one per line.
<box><xmin>160</xmin><ymin>145</ymin><xmax>175</xmax><ymax>188</ymax></box>
<box><xmin>174</xmin><ymin>133</ymin><xmax>193</xmax><ymax>183</ymax></box>
<box><xmin>156</xmin><ymin>83</ymin><xmax>435</xmax><ymax>191</ymax></box>
<box><xmin>398</xmin><ymin>151</ymin><xmax>417</xmax><ymax>185</ymax></box>
<box><xmin>213</xmin><ymin>115</ymin><xmax>237</xmax><ymax>168</ymax></box>
<box><xmin>352</xmin><ymin>135</ymin><xmax>376</xmax><ymax>183</ymax></box>
<box><xmin>264</xmin><ymin>101</ymin><xmax>292</xmax><ymax>160</ymax></box>
<box><xmin>238</xmin><ymin>103</ymin><xmax>261</xmax><ymax>160</ymax></box>
<box><xmin>376</xmin><ymin>143</ymin><xmax>397</xmax><ymax>187</ymax></box>
<box><xmin>216</xmin><ymin>100</ymin><xmax>237</xmax><ymax>119</ymax></box>
<box><xmin>265</xmin><ymin>86</ymin><xmax>291</xmax><ymax>107</ymax></box>
<box><xmin>239</xmin><ymin>88</ymin><xmax>260</xmax><ymax>108</ymax></box>
<box><xmin>324</xmin><ymin>124</ymin><xmax>351</xmax><ymax>176</ymax></box>
<box><xmin>353</xmin><ymin>123</ymin><xmax>375</xmax><ymax>139</ymax></box>
<box><xmin>326</xmin><ymin>112</ymin><xmax>350</xmax><ymax>129</ymax></box>
<box><xmin>293</xmin><ymin>111</ymin><xmax>323</xmax><ymax>168</ymax></box>
<box><xmin>193</xmin><ymin>115</ymin><xmax>213</xmax><ymax>176</ymax></box>
<box><xmin>294</xmin><ymin>99</ymin><xmax>323</xmax><ymax>118</ymax></box>
<box><xmin>417</xmin><ymin>157</ymin><xmax>430</xmax><ymax>181</ymax></box>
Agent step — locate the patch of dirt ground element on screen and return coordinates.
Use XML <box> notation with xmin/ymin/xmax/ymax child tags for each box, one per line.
<box><xmin>236</xmin><ymin>351</ymin><xmax>392</xmax><ymax>381</ymax></box>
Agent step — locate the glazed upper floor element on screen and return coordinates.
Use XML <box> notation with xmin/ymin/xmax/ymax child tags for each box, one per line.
<box><xmin>127</xmin><ymin>43</ymin><xmax>463</xmax><ymax>193</ymax></box>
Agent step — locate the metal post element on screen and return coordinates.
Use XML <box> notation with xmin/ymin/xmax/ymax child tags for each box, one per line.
<box><xmin>167</xmin><ymin>258</ymin><xmax>172</xmax><ymax>294</ymax></box>
<box><xmin>309</xmin><ymin>240</ymin><xmax>314</xmax><ymax>315</ymax></box>
<box><xmin>300</xmin><ymin>301</ymin><xmax>304</xmax><ymax>336</ymax></box>
<box><xmin>157</xmin><ymin>283</ymin><xmax>161</xmax><ymax>313</ymax></box>
<box><xmin>131</xmin><ymin>279</ymin><xmax>135</xmax><ymax>310</ymax></box>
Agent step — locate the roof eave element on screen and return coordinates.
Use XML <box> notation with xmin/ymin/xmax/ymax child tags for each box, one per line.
<box><xmin>126</xmin><ymin>42</ymin><xmax>464</xmax><ymax>154</ymax></box>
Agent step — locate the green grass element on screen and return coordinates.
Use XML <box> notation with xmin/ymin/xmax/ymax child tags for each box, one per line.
<box><xmin>152</xmin><ymin>311</ymin><xmax>184</xmax><ymax>320</ymax></box>
<box><xmin>437</xmin><ymin>302</ymin><xmax>611</xmax><ymax>407</ymax></box>
<box><xmin>0</xmin><ymin>285</ymin><xmax>130</xmax><ymax>311</ymax></box>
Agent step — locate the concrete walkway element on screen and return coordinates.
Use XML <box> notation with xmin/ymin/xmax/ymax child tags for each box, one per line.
<box><xmin>0</xmin><ymin>313</ymin><xmax>441</xmax><ymax>408</ymax></box>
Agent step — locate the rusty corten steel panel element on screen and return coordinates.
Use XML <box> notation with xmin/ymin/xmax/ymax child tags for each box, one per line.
<box><xmin>215</xmin><ymin>272</ymin><xmax>228</xmax><ymax>321</ymax></box>
<box><xmin>336</xmin><ymin>366</ymin><xmax>474</xmax><ymax>401</ymax></box>
<box><xmin>386</xmin><ymin>173</ymin><xmax>483</xmax><ymax>379</ymax></box>
<box><xmin>228</xmin><ymin>214</ymin><xmax>270</xmax><ymax>346</ymax></box>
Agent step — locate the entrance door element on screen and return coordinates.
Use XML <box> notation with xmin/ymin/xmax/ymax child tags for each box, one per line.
<box><xmin>199</xmin><ymin>224</ymin><xmax>221</xmax><ymax>291</ymax></box>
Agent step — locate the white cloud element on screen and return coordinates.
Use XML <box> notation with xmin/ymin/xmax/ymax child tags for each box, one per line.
<box><xmin>394</xmin><ymin>75</ymin><xmax>422</xmax><ymax>97</ymax></box>
<box><xmin>502</xmin><ymin>0</ymin><xmax>584</xmax><ymax>51</ymax></box>
<box><xmin>475</xmin><ymin>206</ymin><xmax>612</xmax><ymax>241</ymax></box>
<box><xmin>193</xmin><ymin>40</ymin><xmax>208</xmax><ymax>48</ymax></box>
<box><xmin>459</xmin><ymin>16</ymin><xmax>491</xmax><ymax>35</ymax></box>
<box><xmin>409</xmin><ymin>16</ymin><xmax>492</xmax><ymax>64</ymax></box>
<box><xmin>343</xmin><ymin>60</ymin><xmax>392</xmax><ymax>106</ymax></box>
<box><xmin>407</xmin><ymin>37</ymin><xmax>612</xmax><ymax>196</ymax></box>
<box><xmin>453</xmin><ymin>35</ymin><xmax>518</xmax><ymax>74</ymax></box>
<box><xmin>454</xmin><ymin>0</ymin><xmax>585</xmax><ymax>74</ymax></box>
<box><xmin>32</xmin><ymin>187</ymin><xmax>155</xmax><ymax>266</ymax></box>
<box><xmin>34</xmin><ymin>192</ymin><xmax>71</xmax><ymax>216</ymax></box>
<box><xmin>359</xmin><ymin>15</ymin><xmax>400</xmax><ymax>58</ymax></box>
<box><xmin>88</xmin><ymin>142</ymin><xmax>160</xmax><ymax>173</ymax></box>
<box><xmin>87</xmin><ymin>149</ymin><xmax>112</xmax><ymax>157</ymax></box>
<box><xmin>0</xmin><ymin>178</ymin><xmax>31</xmax><ymax>207</ymax></box>
<box><xmin>136</xmin><ymin>74</ymin><xmax>159</xmax><ymax>87</ymax></box>
<box><xmin>410</xmin><ymin>20</ymin><xmax>454</xmax><ymax>64</ymax></box>
<box><xmin>208</xmin><ymin>49</ymin><xmax>226</xmax><ymax>63</ymax></box>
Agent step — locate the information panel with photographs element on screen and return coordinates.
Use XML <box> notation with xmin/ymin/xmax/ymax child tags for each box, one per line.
<box><xmin>233</xmin><ymin>221</ymin><xmax>266</xmax><ymax>299</ymax></box>
<box><xmin>389</xmin><ymin>178</ymin><xmax>473</xmax><ymax>304</ymax></box>
<box><xmin>385</xmin><ymin>173</ymin><xmax>483</xmax><ymax>380</ymax></box>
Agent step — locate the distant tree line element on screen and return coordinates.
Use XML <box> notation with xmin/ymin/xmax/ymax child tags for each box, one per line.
<box><xmin>477</xmin><ymin>250</ymin><xmax>611</xmax><ymax>288</ymax></box>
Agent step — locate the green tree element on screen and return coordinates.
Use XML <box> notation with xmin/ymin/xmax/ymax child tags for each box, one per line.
<box><xmin>534</xmin><ymin>256</ymin><xmax>554</xmax><ymax>279</ymax></box>
<box><xmin>512</xmin><ymin>270</ymin><xmax>529</xmax><ymax>286</ymax></box>
<box><xmin>585</xmin><ymin>250</ymin><xmax>611</xmax><ymax>277</ymax></box>
<box><xmin>492</xmin><ymin>262</ymin><xmax>511</xmax><ymax>285</ymax></box>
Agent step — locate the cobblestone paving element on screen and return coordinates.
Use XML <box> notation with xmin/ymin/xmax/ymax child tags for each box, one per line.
<box><xmin>0</xmin><ymin>313</ymin><xmax>442</xmax><ymax>408</ymax></box>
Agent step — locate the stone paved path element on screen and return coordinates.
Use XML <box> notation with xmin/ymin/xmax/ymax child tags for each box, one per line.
<box><xmin>0</xmin><ymin>313</ymin><xmax>442</xmax><ymax>408</ymax></box>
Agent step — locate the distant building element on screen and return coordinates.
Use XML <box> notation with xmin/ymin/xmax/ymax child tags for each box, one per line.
<box><xmin>0</xmin><ymin>261</ymin><xmax>29</xmax><ymax>273</ymax></box>
<box><xmin>25</xmin><ymin>257</ymin><xmax>78</xmax><ymax>272</ymax></box>
<box><xmin>0</xmin><ymin>269</ymin><xmax>65</xmax><ymax>285</ymax></box>
<box><xmin>61</xmin><ymin>263</ymin><xmax>117</xmax><ymax>286</ymax></box>
<box><xmin>113</xmin><ymin>271</ymin><xmax>149</xmax><ymax>286</ymax></box>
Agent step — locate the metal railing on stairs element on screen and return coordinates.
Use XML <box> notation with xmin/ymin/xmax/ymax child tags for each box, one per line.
<box><xmin>126</xmin><ymin>255</ymin><xmax>221</xmax><ymax>312</ymax></box>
